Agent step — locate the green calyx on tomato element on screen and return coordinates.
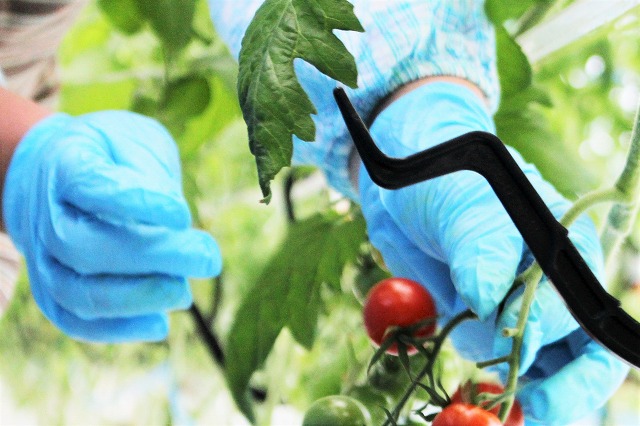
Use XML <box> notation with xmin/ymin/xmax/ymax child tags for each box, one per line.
<box><xmin>363</xmin><ymin>277</ymin><xmax>437</xmax><ymax>355</ymax></box>
<box><xmin>302</xmin><ymin>395</ymin><xmax>372</xmax><ymax>426</ymax></box>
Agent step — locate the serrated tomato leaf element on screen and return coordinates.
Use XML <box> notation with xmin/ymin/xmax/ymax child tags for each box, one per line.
<box><xmin>224</xmin><ymin>212</ymin><xmax>366</xmax><ymax>420</ymax></box>
<box><xmin>237</xmin><ymin>0</ymin><xmax>364</xmax><ymax>203</ymax></box>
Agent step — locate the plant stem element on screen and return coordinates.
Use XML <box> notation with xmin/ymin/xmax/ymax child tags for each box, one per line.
<box><xmin>560</xmin><ymin>187</ymin><xmax>626</xmax><ymax>226</ymax></box>
<box><xmin>283</xmin><ymin>171</ymin><xmax>297</xmax><ymax>223</ymax></box>
<box><xmin>601</xmin><ymin>100</ymin><xmax>640</xmax><ymax>261</ymax></box>
<box><xmin>498</xmin><ymin>265</ymin><xmax>543</xmax><ymax>422</ymax></box>
<box><xmin>476</xmin><ymin>355</ymin><xmax>510</xmax><ymax>369</ymax></box>
<box><xmin>382</xmin><ymin>310</ymin><xmax>477</xmax><ymax>426</ymax></box>
<box><xmin>497</xmin><ymin>184</ymin><xmax>628</xmax><ymax>421</ymax></box>
<box><xmin>189</xmin><ymin>304</ymin><xmax>225</xmax><ymax>365</ymax></box>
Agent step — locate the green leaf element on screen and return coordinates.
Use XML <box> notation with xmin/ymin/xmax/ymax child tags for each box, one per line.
<box><xmin>136</xmin><ymin>0</ymin><xmax>196</xmax><ymax>56</ymax></box>
<box><xmin>162</xmin><ymin>76</ymin><xmax>211</xmax><ymax>119</ymax></box>
<box><xmin>237</xmin><ymin>0</ymin><xmax>364</xmax><ymax>203</ymax></box>
<box><xmin>496</xmin><ymin>26</ymin><xmax>532</xmax><ymax>99</ymax></box>
<box><xmin>484</xmin><ymin>0</ymin><xmax>552</xmax><ymax>27</ymax></box>
<box><xmin>130</xmin><ymin>93</ymin><xmax>159</xmax><ymax>117</ymax></box>
<box><xmin>224</xmin><ymin>212</ymin><xmax>366</xmax><ymax>420</ymax></box>
<box><xmin>492</xmin><ymin>10</ymin><xmax>593</xmax><ymax>196</ymax></box>
<box><xmin>495</xmin><ymin>87</ymin><xmax>597</xmax><ymax>197</ymax></box>
<box><xmin>156</xmin><ymin>76</ymin><xmax>212</xmax><ymax>137</ymax></box>
<box><xmin>97</xmin><ymin>0</ymin><xmax>144</xmax><ymax>34</ymax></box>
<box><xmin>485</xmin><ymin>0</ymin><xmax>535</xmax><ymax>26</ymax></box>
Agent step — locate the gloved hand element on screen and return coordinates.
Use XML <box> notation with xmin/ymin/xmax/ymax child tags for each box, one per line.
<box><xmin>2</xmin><ymin>111</ymin><xmax>222</xmax><ymax>343</ymax></box>
<box><xmin>359</xmin><ymin>81</ymin><xmax>629</xmax><ymax>425</ymax></box>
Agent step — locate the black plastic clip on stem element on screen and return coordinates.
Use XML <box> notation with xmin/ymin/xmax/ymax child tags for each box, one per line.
<box><xmin>333</xmin><ymin>87</ymin><xmax>640</xmax><ymax>369</ymax></box>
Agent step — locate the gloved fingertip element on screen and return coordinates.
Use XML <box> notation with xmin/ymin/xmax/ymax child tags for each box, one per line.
<box><xmin>125</xmin><ymin>313</ymin><xmax>170</xmax><ymax>342</ymax></box>
<box><xmin>146</xmin><ymin>315</ymin><xmax>170</xmax><ymax>341</ymax></box>
<box><xmin>209</xmin><ymin>240</ymin><xmax>223</xmax><ymax>277</ymax></box>
<box><xmin>173</xmin><ymin>286</ymin><xmax>193</xmax><ymax>311</ymax></box>
<box><xmin>518</xmin><ymin>385</ymin><xmax>549</xmax><ymax>420</ymax></box>
<box><xmin>161</xmin><ymin>194</ymin><xmax>192</xmax><ymax>229</ymax></box>
<box><xmin>451</xmin><ymin>243</ymin><xmax>523</xmax><ymax>321</ymax></box>
<box><xmin>133</xmin><ymin>190</ymin><xmax>191</xmax><ymax>229</ymax></box>
<box><xmin>453</xmin><ymin>264</ymin><xmax>505</xmax><ymax>320</ymax></box>
<box><xmin>198</xmin><ymin>234</ymin><xmax>223</xmax><ymax>278</ymax></box>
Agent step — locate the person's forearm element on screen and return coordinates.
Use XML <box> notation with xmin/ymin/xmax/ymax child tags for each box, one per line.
<box><xmin>0</xmin><ymin>87</ymin><xmax>52</xmax><ymax>231</ymax></box>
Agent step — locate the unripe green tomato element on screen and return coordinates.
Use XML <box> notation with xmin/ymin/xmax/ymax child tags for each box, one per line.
<box><xmin>302</xmin><ymin>395</ymin><xmax>372</xmax><ymax>426</ymax></box>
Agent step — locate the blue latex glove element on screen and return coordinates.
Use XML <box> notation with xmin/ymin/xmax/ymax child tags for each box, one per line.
<box><xmin>359</xmin><ymin>82</ymin><xmax>629</xmax><ymax>425</ymax></box>
<box><xmin>2</xmin><ymin>111</ymin><xmax>222</xmax><ymax>343</ymax></box>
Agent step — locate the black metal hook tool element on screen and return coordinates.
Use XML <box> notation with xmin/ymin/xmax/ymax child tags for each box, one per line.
<box><xmin>334</xmin><ymin>87</ymin><xmax>640</xmax><ymax>368</ymax></box>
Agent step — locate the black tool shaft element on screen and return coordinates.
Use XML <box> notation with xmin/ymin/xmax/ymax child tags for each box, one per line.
<box><xmin>334</xmin><ymin>87</ymin><xmax>640</xmax><ymax>368</ymax></box>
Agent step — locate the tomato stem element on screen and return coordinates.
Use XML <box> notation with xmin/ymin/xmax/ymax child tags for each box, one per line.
<box><xmin>497</xmin><ymin>176</ymin><xmax>633</xmax><ymax>421</ymax></box>
<box><xmin>476</xmin><ymin>355</ymin><xmax>510</xmax><ymax>369</ymax></box>
<box><xmin>600</xmin><ymin>100</ymin><xmax>640</xmax><ymax>263</ymax></box>
<box><xmin>481</xmin><ymin>390</ymin><xmax>514</xmax><ymax>412</ymax></box>
<box><xmin>499</xmin><ymin>264</ymin><xmax>543</xmax><ymax>422</ymax></box>
<box><xmin>382</xmin><ymin>309</ymin><xmax>477</xmax><ymax>426</ymax></box>
<box><xmin>560</xmin><ymin>187</ymin><xmax>626</xmax><ymax>227</ymax></box>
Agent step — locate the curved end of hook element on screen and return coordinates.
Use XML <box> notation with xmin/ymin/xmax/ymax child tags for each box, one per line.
<box><xmin>333</xmin><ymin>88</ymin><xmax>399</xmax><ymax>188</ymax></box>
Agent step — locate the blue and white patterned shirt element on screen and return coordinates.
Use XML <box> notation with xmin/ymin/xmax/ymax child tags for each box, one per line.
<box><xmin>209</xmin><ymin>0</ymin><xmax>498</xmax><ymax>199</ymax></box>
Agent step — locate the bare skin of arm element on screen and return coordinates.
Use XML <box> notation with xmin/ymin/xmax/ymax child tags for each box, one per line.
<box><xmin>0</xmin><ymin>87</ymin><xmax>51</xmax><ymax>231</ymax></box>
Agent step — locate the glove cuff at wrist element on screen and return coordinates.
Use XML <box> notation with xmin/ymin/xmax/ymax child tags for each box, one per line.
<box><xmin>2</xmin><ymin>113</ymin><xmax>73</xmax><ymax>251</ymax></box>
<box><xmin>368</xmin><ymin>81</ymin><xmax>496</xmax><ymax>159</ymax></box>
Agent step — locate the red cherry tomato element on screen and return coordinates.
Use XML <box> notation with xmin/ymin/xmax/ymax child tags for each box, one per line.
<box><xmin>362</xmin><ymin>277</ymin><xmax>437</xmax><ymax>355</ymax></box>
<box><xmin>433</xmin><ymin>403</ymin><xmax>502</xmax><ymax>426</ymax></box>
<box><xmin>451</xmin><ymin>382</ymin><xmax>524</xmax><ymax>426</ymax></box>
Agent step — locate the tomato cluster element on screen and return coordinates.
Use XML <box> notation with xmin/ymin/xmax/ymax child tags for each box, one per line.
<box><xmin>362</xmin><ymin>277</ymin><xmax>437</xmax><ymax>355</ymax></box>
<box><xmin>354</xmin><ymin>277</ymin><xmax>526</xmax><ymax>426</ymax></box>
